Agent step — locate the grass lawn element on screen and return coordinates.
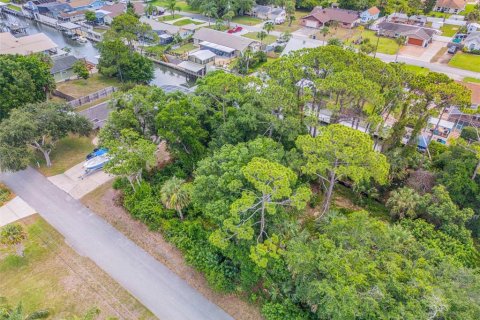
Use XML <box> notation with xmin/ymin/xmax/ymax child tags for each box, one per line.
<box><xmin>243</xmin><ymin>32</ymin><xmax>277</xmax><ymax>45</ymax></box>
<box><xmin>7</xmin><ymin>3</ymin><xmax>21</xmax><ymax>11</ymax></box>
<box><xmin>449</xmin><ymin>52</ymin><xmax>480</xmax><ymax>72</ymax></box>
<box><xmin>427</xmin><ymin>11</ymin><xmax>451</xmax><ymax>18</ymax></box>
<box><xmin>232</xmin><ymin>16</ymin><xmax>262</xmax><ymax>26</ymax></box>
<box><xmin>0</xmin><ymin>216</ymin><xmax>153</xmax><ymax>319</ymax></box>
<box><xmin>158</xmin><ymin>14</ymin><xmax>183</xmax><ymax>21</ymax></box>
<box><xmin>440</xmin><ymin>24</ymin><xmax>460</xmax><ymax>37</ymax></box>
<box><xmin>464</xmin><ymin>76</ymin><xmax>480</xmax><ymax>83</ymax></box>
<box><xmin>173</xmin><ymin>18</ymin><xmax>203</xmax><ymax>26</ymax></box>
<box><xmin>33</xmin><ymin>135</ymin><xmax>94</xmax><ymax>176</ymax></box>
<box><xmin>56</xmin><ymin>73</ymin><xmax>120</xmax><ymax>98</ymax></box>
<box><xmin>0</xmin><ymin>0</ymin><xmax>10</xmax><ymax>3</ymax></box>
<box><xmin>0</xmin><ymin>184</ymin><xmax>14</xmax><ymax>206</ymax></box>
<box><xmin>273</xmin><ymin>10</ymin><xmax>309</xmax><ymax>33</ymax></box>
<box><xmin>150</xmin><ymin>0</ymin><xmax>199</xmax><ymax>13</ymax></box>
<box><xmin>170</xmin><ymin>42</ymin><xmax>196</xmax><ymax>54</ymax></box>
<box><xmin>404</xmin><ymin>64</ymin><xmax>431</xmax><ymax>75</ymax></box>
<box><xmin>460</xmin><ymin>4</ymin><xmax>476</xmax><ymax>15</ymax></box>
<box><xmin>75</xmin><ymin>96</ymin><xmax>111</xmax><ymax>112</ymax></box>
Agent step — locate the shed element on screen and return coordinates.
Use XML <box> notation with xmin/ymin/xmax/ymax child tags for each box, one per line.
<box><xmin>189</xmin><ymin>50</ymin><xmax>215</xmax><ymax>64</ymax></box>
<box><xmin>178</xmin><ymin>60</ymin><xmax>206</xmax><ymax>76</ymax></box>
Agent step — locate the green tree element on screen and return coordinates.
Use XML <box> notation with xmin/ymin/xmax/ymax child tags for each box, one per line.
<box><xmin>394</xmin><ymin>35</ymin><xmax>406</xmax><ymax>62</ymax></box>
<box><xmin>72</xmin><ymin>60</ymin><xmax>89</xmax><ymax>80</ymax></box>
<box><xmin>285</xmin><ymin>0</ymin><xmax>296</xmax><ymax>27</ymax></box>
<box><xmin>103</xmin><ymin>129</ymin><xmax>157</xmax><ymax>190</ymax></box>
<box><xmin>0</xmin><ymin>301</ymin><xmax>49</xmax><ymax>320</ymax></box>
<box><xmin>386</xmin><ymin>187</ymin><xmax>422</xmax><ymax>220</ymax></box>
<box><xmin>263</xmin><ymin>21</ymin><xmax>274</xmax><ymax>35</ymax></box>
<box><xmin>257</xmin><ymin>30</ymin><xmax>267</xmax><ymax>45</ymax></box>
<box><xmin>160</xmin><ymin>176</ymin><xmax>191</xmax><ymax>219</ymax></box>
<box><xmin>0</xmin><ymin>54</ymin><xmax>55</xmax><ymax>120</ymax></box>
<box><xmin>222</xmin><ymin>10</ymin><xmax>235</xmax><ymax>28</ymax></box>
<box><xmin>0</xmin><ymin>224</ymin><xmax>27</xmax><ymax>257</ymax></box>
<box><xmin>296</xmin><ymin>125</ymin><xmax>389</xmax><ymax>215</ymax></box>
<box><xmin>85</xmin><ymin>10</ymin><xmax>96</xmax><ymax>23</ymax></box>
<box><xmin>0</xmin><ymin>103</ymin><xmax>91</xmax><ymax>170</ymax></box>
<box><xmin>319</xmin><ymin>26</ymin><xmax>330</xmax><ymax>44</ymax></box>
<box><xmin>201</xmin><ymin>1</ymin><xmax>217</xmax><ymax>26</ymax></box>
<box><xmin>166</xmin><ymin>0</ymin><xmax>179</xmax><ymax>17</ymax></box>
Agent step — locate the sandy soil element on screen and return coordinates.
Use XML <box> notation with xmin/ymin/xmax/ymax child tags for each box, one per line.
<box><xmin>81</xmin><ymin>181</ymin><xmax>263</xmax><ymax>320</ymax></box>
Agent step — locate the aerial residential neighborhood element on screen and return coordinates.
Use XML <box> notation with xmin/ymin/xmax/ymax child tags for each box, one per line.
<box><xmin>1</xmin><ymin>0</ymin><xmax>480</xmax><ymax>319</ymax></box>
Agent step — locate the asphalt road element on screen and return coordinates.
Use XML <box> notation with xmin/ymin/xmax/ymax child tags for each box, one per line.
<box><xmin>1</xmin><ymin>168</ymin><xmax>233</xmax><ymax>320</ymax></box>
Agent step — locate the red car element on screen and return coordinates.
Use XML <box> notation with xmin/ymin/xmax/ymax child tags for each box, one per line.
<box><xmin>227</xmin><ymin>26</ymin><xmax>243</xmax><ymax>34</ymax></box>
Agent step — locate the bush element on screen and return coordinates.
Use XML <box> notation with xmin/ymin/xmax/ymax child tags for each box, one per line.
<box><xmin>460</xmin><ymin>126</ymin><xmax>478</xmax><ymax>142</ymax></box>
<box><xmin>261</xmin><ymin>301</ymin><xmax>312</xmax><ymax>320</ymax></box>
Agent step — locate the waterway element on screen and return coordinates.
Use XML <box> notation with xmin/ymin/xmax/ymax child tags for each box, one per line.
<box><xmin>0</xmin><ymin>15</ymin><xmax>193</xmax><ymax>88</ymax></box>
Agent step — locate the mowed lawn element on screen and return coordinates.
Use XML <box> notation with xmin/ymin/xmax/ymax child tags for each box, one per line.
<box><xmin>56</xmin><ymin>73</ymin><xmax>121</xmax><ymax>98</ymax></box>
<box><xmin>243</xmin><ymin>32</ymin><xmax>278</xmax><ymax>44</ymax></box>
<box><xmin>172</xmin><ymin>18</ymin><xmax>203</xmax><ymax>26</ymax></box>
<box><xmin>149</xmin><ymin>0</ymin><xmax>199</xmax><ymax>13</ymax></box>
<box><xmin>158</xmin><ymin>13</ymin><xmax>183</xmax><ymax>21</ymax></box>
<box><xmin>404</xmin><ymin>64</ymin><xmax>431</xmax><ymax>75</ymax></box>
<box><xmin>449</xmin><ymin>52</ymin><xmax>480</xmax><ymax>72</ymax></box>
<box><xmin>0</xmin><ymin>216</ymin><xmax>154</xmax><ymax>319</ymax></box>
<box><xmin>440</xmin><ymin>24</ymin><xmax>460</xmax><ymax>37</ymax></box>
<box><xmin>232</xmin><ymin>16</ymin><xmax>262</xmax><ymax>26</ymax></box>
<box><xmin>273</xmin><ymin>10</ymin><xmax>309</xmax><ymax>33</ymax></box>
<box><xmin>33</xmin><ymin>135</ymin><xmax>94</xmax><ymax>176</ymax></box>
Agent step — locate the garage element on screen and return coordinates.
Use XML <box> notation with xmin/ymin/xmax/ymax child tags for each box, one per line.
<box><xmin>305</xmin><ymin>19</ymin><xmax>318</xmax><ymax>28</ymax></box>
<box><xmin>407</xmin><ymin>37</ymin><xmax>424</xmax><ymax>46</ymax></box>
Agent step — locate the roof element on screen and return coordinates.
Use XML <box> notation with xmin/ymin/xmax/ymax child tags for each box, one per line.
<box><xmin>388</xmin><ymin>12</ymin><xmax>427</xmax><ymax>22</ymax></box>
<box><xmin>58</xmin><ymin>0</ymin><xmax>95</xmax><ymax>8</ymax></box>
<box><xmin>133</xmin><ymin>2</ymin><xmax>145</xmax><ymax>14</ymax></box>
<box><xmin>58</xmin><ymin>21</ymin><xmax>81</xmax><ymax>29</ymax></box>
<box><xmin>303</xmin><ymin>7</ymin><xmax>359</xmax><ymax>24</ymax></box>
<box><xmin>253</xmin><ymin>5</ymin><xmax>271</xmax><ymax>14</ymax></box>
<box><xmin>139</xmin><ymin>17</ymin><xmax>180</xmax><ymax>34</ymax></box>
<box><xmin>99</xmin><ymin>3</ymin><xmax>125</xmax><ymax>17</ymax></box>
<box><xmin>281</xmin><ymin>37</ymin><xmax>323</xmax><ymax>56</ymax></box>
<box><xmin>189</xmin><ymin>49</ymin><xmax>216</xmax><ymax>60</ymax></box>
<box><xmin>435</xmin><ymin>0</ymin><xmax>466</xmax><ymax>9</ymax></box>
<box><xmin>465</xmin><ymin>31</ymin><xmax>480</xmax><ymax>43</ymax></box>
<box><xmin>378</xmin><ymin>22</ymin><xmax>437</xmax><ymax>40</ymax></box>
<box><xmin>193</xmin><ymin>28</ymin><xmax>257</xmax><ymax>51</ymax></box>
<box><xmin>50</xmin><ymin>55</ymin><xmax>78</xmax><ymax>73</ymax></box>
<box><xmin>199</xmin><ymin>41</ymin><xmax>235</xmax><ymax>53</ymax></box>
<box><xmin>0</xmin><ymin>32</ymin><xmax>57</xmax><ymax>55</ymax></box>
<box><xmin>178</xmin><ymin>60</ymin><xmax>205</xmax><ymax>73</ymax></box>
<box><xmin>428</xmin><ymin>117</ymin><xmax>455</xmax><ymax>129</ymax></box>
<box><xmin>366</xmin><ymin>6</ymin><xmax>380</xmax><ymax>15</ymax></box>
<box><xmin>58</xmin><ymin>9</ymin><xmax>86</xmax><ymax>17</ymax></box>
<box><xmin>271</xmin><ymin>8</ymin><xmax>285</xmax><ymax>15</ymax></box>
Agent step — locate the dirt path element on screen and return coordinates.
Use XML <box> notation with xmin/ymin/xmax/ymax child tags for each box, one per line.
<box><xmin>81</xmin><ymin>181</ymin><xmax>263</xmax><ymax>320</ymax></box>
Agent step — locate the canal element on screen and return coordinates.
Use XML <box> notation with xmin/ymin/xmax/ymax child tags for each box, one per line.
<box><xmin>1</xmin><ymin>15</ymin><xmax>193</xmax><ymax>88</ymax></box>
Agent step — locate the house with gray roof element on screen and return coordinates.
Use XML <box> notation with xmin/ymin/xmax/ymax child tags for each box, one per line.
<box><xmin>377</xmin><ymin>22</ymin><xmax>438</xmax><ymax>47</ymax></box>
<box><xmin>250</xmin><ymin>5</ymin><xmax>286</xmax><ymax>24</ymax></box>
<box><xmin>465</xmin><ymin>31</ymin><xmax>480</xmax><ymax>51</ymax></box>
<box><xmin>192</xmin><ymin>28</ymin><xmax>261</xmax><ymax>57</ymax></box>
<box><xmin>50</xmin><ymin>55</ymin><xmax>80</xmax><ymax>82</ymax></box>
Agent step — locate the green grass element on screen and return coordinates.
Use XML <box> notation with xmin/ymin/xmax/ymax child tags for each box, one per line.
<box><xmin>333</xmin><ymin>184</ymin><xmax>390</xmax><ymax>221</ymax></box>
<box><xmin>356</xmin><ymin>30</ymin><xmax>399</xmax><ymax>55</ymax></box>
<box><xmin>172</xmin><ymin>18</ymin><xmax>203</xmax><ymax>26</ymax></box>
<box><xmin>449</xmin><ymin>52</ymin><xmax>480</xmax><ymax>72</ymax></box>
<box><xmin>426</xmin><ymin>11</ymin><xmax>451</xmax><ymax>18</ymax></box>
<box><xmin>273</xmin><ymin>10</ymin><xmax>308</xmax><ymax>33</ymax></box>
<box><xmin>404</xmin><ymin>64</ymin><xmax>431</xmax><ymax>75</ymax></box>
<box><xmin>33</xmin><ymin>135</ymin><xmax>94</xmax><ymax>176</ymax></box>
<box><xmin>170</xmin><ymin>42</ymin><xmax>196</xmax><ymax>54</ymax></box>
<box><xmin>464</xmin><ymin>77</ymin><xmax>480</xmax><ymax>83</ymax></box>
<box><xmin>150</xmin><ymin>0</ymin><xmax>199</xmax><ymax>13</ymax></box>
<box><xmin>7</xmin><ymin>3</ymin><xmax>21</xmax><ymax>11</ymax></box>
<box><xmin>0</xmin><ymin>183</ymin><xmax>14</xmax><ymax>206</ymax></box>
<box><xmin>243</xmin><ymin>32</ymin><xmax>277</xmax><ymax>45</ymax></box>
<box><xmin>460</xmin><ymin>4</ymin><xmax>476</xmax><ymax>15</ymax></box>
<box><xmin>158</xmin><ymin>14</ymin><xmax>183</xmax><ymax>21</ymax></box>
<box><xmin>440</xmin><ymin>24</ymin><xmax>460</xmax><ymax>37</ymax></box>
<box><xmin>232</xmin><ymin>16</ymin><xmax>263</xmax><ymax>26</ymax></box>
<box><xmin>0</xmin><ymin>0</ymin><xmax>11</xmax><ymax>3</ymax></box>
<box><xmin>56</xmin><ymin>74</ymin><xmax>120</xmax><ymax>98</ymax></box>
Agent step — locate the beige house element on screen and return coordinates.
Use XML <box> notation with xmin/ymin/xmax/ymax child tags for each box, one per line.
<box><xmin>0</xmin><ymin>32</ymin><xmax>58</xmax><ymax>55</ymax></box>
<box><xmin>433</xmin><ymin>0</ymin><xmax>466</xmax><ymax>14</ymax></box>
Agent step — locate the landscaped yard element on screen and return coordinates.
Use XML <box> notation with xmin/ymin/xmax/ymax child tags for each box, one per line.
<box><xmin>150</xmin><ymin>0</ymin><xmax>199</xmax><ymax>13</ymax></box>
<box><xmin>170</xmin><ymin>42</ymin><xmax>196</xmax><ymax>54</ymax></box>
<box><xmin>358</xmin><ymin>30</ymin><xmax>399</xmax><ymax>55</ymax></box>
<box><xmin>55</xmin><ymin>73</ymin><xmax>121</xmax><ymax>98</ymax></box>
<box><xmin>404</xmin><ymin>64</ymin><xmax>431</xmax><ymax>75</ymax></box>
<box><xmin>440</xmin><ymin>24</ymin><xmax>460</xmax><ymax>37</ymax></box>
<box><xmin>426</xmin><ymin>11</ymin><xmax>451</xmax><ymax>18</ymax></box>
<box><xmin>243</xmin><ymin>32</ymin><xmax>278</xmax><ymax>45</ymax></box>
<box><xmin>173</xmin><ymin>18</ymin><xmax>203</xmax><ymax>26</ymax></box>
<box><xmin>158</xmin><ymin>14</ymin><xmax>183</xmax><ymax>21</ymax></box>
<box><xmin>449</xmin><ymin>52</ymin><xmax>480</xmax><ymax>72</ymax></box>
<box><xmin>33</xmin><ymin>135</ymin><xmax>94</xmax><ymax>176</ymax></box>
<box><xmin>232</xmin><ymin>16</ymin><xmax>262</xmax><ymax>26</ymax></box>
<box><xmin>0</xmin><ymin>216</ymin><xmax>153</xmax><ymax>318</ymax></box>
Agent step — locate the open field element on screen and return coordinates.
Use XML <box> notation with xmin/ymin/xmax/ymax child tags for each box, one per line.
<box><xmin>0</xmin><ymin>215</ymin><xmax>153</xmax><ymax>319</ymax></box>
<box><xmin>243</xmin><ymin>32</ymin><xmax>277</xmax><ymax>44</ymax></box>
<box><xmin>173</xmin><ymin>18</ymin><xmax>203</xmax><ymax>26</ymax></box>
<box><xmin>440</xmin><ymin>24</ymin><xmax>460</xmax><ymax>37</ymax></box>
<box><xmin>449</xmin><ymin>52</ymin><xmax>480</xmax><ymax>72</ymax></box>
<box><xmin>232</xmin><ymin>16</ymin><xmax>262</xmax><ymax>26</ymax></box>
<box><xmin>33</xmin><ymin>135</ymin><xmax>94</xmax><ymax>176</ymax></box>
<box><xmin>158</xmin><ymin>14</ymin><xmax>183</xmax><ymax>21</ymax></box>
<box><xmin>56</xmin><ymin>74</ymin><xmax>120</xmax><ymax>98</ymax></box>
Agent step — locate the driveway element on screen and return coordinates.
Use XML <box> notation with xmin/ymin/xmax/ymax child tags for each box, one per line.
<box><xmin>0</xmin><ymin>196</ymin><xmax>35</xmax><ymax>227</ymax></box>
<box><xmin>399</xmin><ymin>41</ymin><xmax>446</xmax><ymax>62</ymax></box>
<box><xmin>0</xmin><ymin>168</ymin><xmax>233</xmax><ymax>320</ymax></box>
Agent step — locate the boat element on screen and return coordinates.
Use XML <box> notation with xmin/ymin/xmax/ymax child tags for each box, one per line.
<box><xmin>83</xmin><ymin>154</ymin><xmax>110</xmax><ymax>171</ymax></box>
<box><xmin>77</xmin><ymin>36</ymin><xmax>87</xmax><ymax>43</ymax></box>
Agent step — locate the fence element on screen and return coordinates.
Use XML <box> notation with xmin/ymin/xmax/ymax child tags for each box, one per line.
<box><xmin>68</xmin><ymin>86</ymin><xmax>117</xmax><ymax>108</ymax></box>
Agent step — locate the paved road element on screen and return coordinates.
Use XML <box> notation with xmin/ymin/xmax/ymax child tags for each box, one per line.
<box><xmin>1</xmin><ymin>168</ymin><xmax>233</xmax><ymax>320</ymax></box>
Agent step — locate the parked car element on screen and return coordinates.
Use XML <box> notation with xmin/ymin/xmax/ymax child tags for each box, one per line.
<box><xmin>227</xmin><ymin>26</ymin><xmax>243</xmax><ymax>34</ymax></box>
<box><xmin>448</xmin><ymin>46</ymin><xmax>458</xmax><ymax>54</ymax></box>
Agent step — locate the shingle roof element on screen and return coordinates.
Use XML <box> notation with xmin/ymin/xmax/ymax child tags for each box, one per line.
<box><xmin>0</xmin><ymin>32</ymin><xmax>57</xmax><ymax>55</ymax></box>
<box><xmin>466</xmin><ymin>31</ymin><xmax>480</xmax><ymax>43</ymax></box>
<box><xmin>99</xmin><ymin>3</ymin><xmax>125</xmax><ymax>17</ymax></box>
<box><xmin>139</xmin><ymin>17</ymin><xmax>180</xmax><ymax>34</ymax></box>
<box><xmin>435</xmin><ymin>0</ymin><xmax>466</xmax><ymax>9</ymax></box>
<box><xmin>193</xmin><ymin>28</ymin><xmax>257</xmax><ymax>51</ymax></box>
<box><xmin>378</xmin><ymin>22</ymin><xmax>437</xmax><ymax>40</ymax></box>
<box><xmin>367</xmin><ymin>6</ymin><xmax>380</xmax><ymax>15</ymax></box>
<box><xmin>253</xmin><ymin>5</ymin><xmax>271</xmax><ymax>14</ymax></box>
<box><xmin>50</xmin><ymin>55</ymin><xmax>79</xmax><ymax>73</ymax></box>
<box><xmin>303</xmin><ymin>7</ymin><xmax>359</xmax><ymax>24</ymax></box>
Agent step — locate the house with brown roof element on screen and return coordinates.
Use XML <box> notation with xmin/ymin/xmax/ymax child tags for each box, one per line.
<box><xmin>360</xmin><ymin>6</ymin><xmax>380</xmax><ymax>23</ymax></box>
<box><xmin>300</xmin><ymin>6</ymin><xmax>360</xmax><ymax>29</ymax></box>
<box><xmin>433</xmin><ymin>0</ymin><xmax>466</xmax><ymax>14</ymax></box>
<box><xmin>377</xmin><ymin>22</ymin><xmax>438</xmax><ymax>47</ymax></box>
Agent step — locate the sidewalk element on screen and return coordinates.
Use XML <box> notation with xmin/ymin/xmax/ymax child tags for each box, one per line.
<box><xmin>0</xmin><ymin>196</ymin><xmax>36</xmax><ymax>227</ymax></box>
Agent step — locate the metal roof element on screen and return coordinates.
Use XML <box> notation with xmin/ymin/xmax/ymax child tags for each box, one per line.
<box><xmin>194</xmin><ymin>28</ymin><xmax>256</xmax><ymax>51</ymax></box>
<box><xmin>189</xmin><ymin>49</ymin><xmax>216</xmax><ymax>60</ymax></box>
<box><xmin>178</xmin><ymin>60</ymin><xmax>205</xmax><ymax>73</ymax></box>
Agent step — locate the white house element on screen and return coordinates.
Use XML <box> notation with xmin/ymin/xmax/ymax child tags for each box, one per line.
<box><xmin>433</xmin><ymin>0</ymin><xmax>466</xmax><ymax>14</ymax></box>
<box><xmin>467</xmin><ymin>22</ymin><xmax>480</xmax><ymax>33</ymax></box>
<box><xmin>465</xmin><ymin>31</ymin><xmax>480</xmax><ymax>51</ymax></box>
<box><xmin>360</xmin><ymin>6</ymin><xmax>380</xmax><ymax>23</ymax></box>
<box><xmin>250</xmin><ymin>5</ymin><xmax>286</xmax><ymax>24</ymax></box>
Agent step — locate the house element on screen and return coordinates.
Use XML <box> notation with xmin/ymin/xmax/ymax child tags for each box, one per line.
<box><xmin>360</xmin><ymin>6</ymin><xmax>380</xmax><ymax>23</ymax></box>
<box><xmin>36</xmin><ymin>2</ymin><xmax>73</xmax><ymax>19</ymax></box>
<box><xmin>465</xmin><ymin>31</ymin><xmax>480</xmax><ymax>51</ymax></box>
<box><xmin>96</xmin><ymin>3</ymin><xmax>124</xmax><ymax>24</ymax></box>
<box><xmin>132</xmin><ymin>2</ymin><xmax>145</xmax><ymax>16</ymax></box>
<box><xmin>58</xmin><ymin>9</ymin><xmax>86</xmax><ymax>22</ymax></box>
<box><xmin>427</xmin><ymin>117</ymin><xmax>455</xmax><ymax>144</ymax></box>
<box><xmin>50</xmin><ymin>55</ymin><xmax>80</xmax><ymax>82</ymax></box>
<box><xmin>189</xmin><ymin>50</ymin><xmax>216</xmax><ymax>64</ymax></box>
<box><xmin>387</xmin><ymin>12</ymin><xmax>427</xmax><ymax>26</ymax></box>
<box><xmin>250</xmin><ymin>5</ymin><xmax>286</xmax><ymax>24</ymax></box>
<box><xmin>448</xmin><ymin>82</ymin><xmax>480</xmax><ymax>128</ymax></box>
<box><xmin>377</xmin><ymin>22</ymin><xmax>437</xmax><ymax>47</ymax></box>
<box><xmin>0</xmin><ymin>32</ymin><xmax>58</xmax><ymax>55</ymax></box>
<box><xmin>57</xmin><ymin>0</ymin><xmax>105</xmax><ymax>11</ymax></box>
<box><xmin>467</xmin><ymin>22</ymin><xmax>480</xmax><ymax>33</ymax></box>
<box><xmin>300</xmin><ymin>7</ymin><xmax>360</xmax><ymax>29</ymax></box>
<box><xmin>140</xmin><ymin>17</ymin><xmax>193</xmax><ymax>41</ymax></box>
<box><xmin>192</xmin><ymin>28</ymin><xmax>261</xmax><ymax>57</ymax></box>
<box><xmin>433</xmin><ymin>0</ymin><xmax>466</xmax><ymax>14</ymax></box>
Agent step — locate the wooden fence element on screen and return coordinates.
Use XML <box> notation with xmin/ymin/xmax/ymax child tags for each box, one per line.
<box><xmin>67</xmin><ymin>86</ymin><xmax>117</xmax><ymax>108</ymax></box>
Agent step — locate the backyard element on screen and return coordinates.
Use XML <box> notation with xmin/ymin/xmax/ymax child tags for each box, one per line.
<box><xmin>170</xmin><ymin>42</ymin><xmax>196</xmax><ymax>54</ymax></box>
<box><xmin>448</xmin><ymin>52</ymin><xmax>480</xmax><ymax>72</ymax></box>
<box><xmin>55</xmin><ymin>74</ymin><xmax>121</xmax><ymax>98</ymax></box>
<box><xmin>243</xmin><ymin>32</ymin><xmax>278</xmax><ymax>45</ymax></box>
<box><xmin>440</xmin><ymin>24</ymin><xmax>460</xmax><ymax>37</ymax></box>
<box><xmin>0</xmin><ymin>216</ymin><xmax>153</xmax><ymax>319</ymax></box>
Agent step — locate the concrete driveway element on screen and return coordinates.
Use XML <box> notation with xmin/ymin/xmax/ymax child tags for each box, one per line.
<box><xmin>399</xmin><ymin>41</ymin><xmax>446</xmax><ymax>62</ymax></box>
<box><xmin>0</xmin><ymin>196</ymin><xmax>35</xmax><ymax>227</ymax></box>
<box><xmin>48</xmin><ymin>162</ymin><xmax>113</xmax><ymax>199</ymax></box>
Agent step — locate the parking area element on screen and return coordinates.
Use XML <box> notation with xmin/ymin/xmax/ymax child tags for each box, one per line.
<box><xmin>400</xmin><ymin>41</ymin><xmax>446</xmax><ymax>62</ymax></box>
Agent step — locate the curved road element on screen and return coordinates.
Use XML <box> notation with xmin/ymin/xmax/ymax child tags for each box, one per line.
<box><xmin>1</xmin><ymin>168</ymin><xmax>233</xmax><ymax>320</ymax></box>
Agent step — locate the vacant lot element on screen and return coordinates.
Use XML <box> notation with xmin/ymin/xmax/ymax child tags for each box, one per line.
<box><xmin>274</xmin><ymin>10</ymin><xmax>309</xmax><ymax>33</ymax></box>
<box><xmin>449</xmin><ymin>52</ymin><xmax>480</xmax><ymax>72</ymax></box>
<box><xmin>0</xmin><ymin>215</ymin><xmax>153</xmax><ymax>319</ymax></box>
<box><xmin>243</xmin><ymin>32</ymin><xmax>277</xmax><ymax>44</ymax></box>
<box><xmin>170</xmin><ymin>42</ymin><xmax>197</xmax><ymax>54</ymax></box>
<box><xmin>33</xmin><ymin>135</ymin><xmax>94</xmax><ymax>177</ymax></box>
<box><xmin>56</xmin><ymin>74</ymin><xmax>120</xmax><ymax>98</ymax></box>
<box><xmin>158</xmin><ymin>14</ymin><xmax>183</xmax><ymax>21</ymax></box>
<box><xmin>151</xmin><ymin>0</ymin><xmax>199</xmax><ymax>13</ymax></box>
<box><xmin>440</xmin><ymin>24</ymin><xmax>459</xmax><ymax>37</ymax></box>
<box><xmin>173</xmin><ymin>18</ymin><xmax>203</xmax><ymax>26</ymax></box>
<box><xmin>232</xmin><ymin>16</ymin><xmax>262</xmax><ymax>26</ymax></box>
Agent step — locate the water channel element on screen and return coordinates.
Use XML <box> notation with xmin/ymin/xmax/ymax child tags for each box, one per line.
<box><xmin>1</xmin><ymin>15</ymin><xmax>194</xmax><ymax>88</ymax></box>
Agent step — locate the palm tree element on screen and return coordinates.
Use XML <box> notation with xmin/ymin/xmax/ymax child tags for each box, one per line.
<box><xmin>395</xmin><ymin>35</ymin><xmax>406</xmax><ymax>62</ymax></box>
<box><xmin>160</xmin><ymin>177</ymin><xmax>190</xmax><ymax>220</ymax></box>
<box><xmin>320</xmin><ymin>26</ymin><xmax>330</xmax><ymax>45</ymax></box>
<box><xmin>263</xmin><ymin>21</ymin><xmax>274</xmax><ymax>35</ymax></box>
<box><xmin>222</xmin><ymin>10</ymin><xmax>234</xmax><ymax>28</ymax></box>
<box><xmin>201</xmin><ymin>2</ymin><xmax>217</xmax><ymax>27</ymax></box>
<box><xmin>386</xmin><ymin>187</ymin><xmax>422</xmax><ymax>220</ymax></box>
<box><xmin>145</xmin><ymin>3</ymin><xmax>155</xmax><ymax>17</ymax></box>
<box><xmin>166</xmin><ymin>0</ymin><xmax>179</xmax><ymax>18</ymax></box>
<box><xmin>0</xmin><ymin>223</ymin><xmax>27</xmax><ymax>257</ymax></box>
<box><xmin>0</xmin><ymin>301</ymin><xmax>49</xmax><ymax>320</ymax></box>
<box><xmin>257</xmin><ymin>30</ymin><xmax>267</xmax><ymax>45</ymax></box>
